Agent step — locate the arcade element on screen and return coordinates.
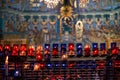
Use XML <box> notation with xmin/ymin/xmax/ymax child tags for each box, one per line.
<box><xmin>0</xmin><ymin>0</ymin><xmax>120</xmax><ymax>80</ymax></box>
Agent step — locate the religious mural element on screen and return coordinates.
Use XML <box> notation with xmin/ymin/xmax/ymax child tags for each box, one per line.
<box><xmin>1</xmin><ymin>0</ymin><xmax>120</xmax><ymax>46</ymax></box>
<box><xmin>2</xmin><ymin>11</ymin><xmax>120</xmax><ymax>46</ymax></box>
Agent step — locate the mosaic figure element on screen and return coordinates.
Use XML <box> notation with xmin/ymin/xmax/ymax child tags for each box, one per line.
<box><xmin>75</xmin><ymin>20</ymin><xmax>83</xmax><ymax>42</ymax></box>
<box><xmin>61</xmin><ymin>16</ymin><xmax>74</xmax><ymax>42</ymax></box>
<box><xmin>63</xmin><ymin>31</ymin><xmax>70</xmax><ymax>42</ymax></box>
<box><xmin>5</xmin><ymin>20</ymin><xmax>14</xmax><ymax>32</ymax></box>
<box><xmin>16</xmin><ymin>21</ymin><xmax>21</xmax><ymax>32</ymax></box>
<box><xmin>43</xmin><ymin>28</ymin><xmax>49</xmax><ymax>43</ymax></box>
<box><xmin>28</xmin><ymin>32</ymin><xmax>35</xmax><ymax>45</ymax></box>
<box><xmin>32</xmin><ymin>26</ymin><xmax>40</xmax><ymax>45</ymax></box>
<box><xmin>62</xmin><ymin>17</ymin><xmax>72</xmax><ymax>34</ymax></box>
<box><xmin>41</xmin><ymin>22</ymin><xmax>50</xmax><ymax>43</ymax></box>
<box><xmin>33</xmin><ymin>21</ymin><xmax>39</xmax><ymax>28</ymax></box>
<box><xmin>49</xmin><ymin>21</ymin><xmax>57</xmax><ymax>42</ymax></box>
<box><xmin>19</xmin><ymin>21</ymin><xmax>28</xmax><ymax>32</ymax></box>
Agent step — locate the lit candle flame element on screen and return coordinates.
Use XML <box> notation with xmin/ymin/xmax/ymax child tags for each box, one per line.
<box><xmin>5</xmin><ymin>56</ymin><xmax>8</xmax><ymax>76</ymax></box>
<box><xmin>85</xmin><ymin>44</ymin><xmax>90</xmax><ymax>49</ymax></box>
<box><xmin>5</xmin><ymin>56</ymin><xmax>8</xmax><ymax>64</ymax></box>
<box><xmin>29</xmin><ymin>45</ymin><xmax>35</xmax><ymax>51</ymax></box>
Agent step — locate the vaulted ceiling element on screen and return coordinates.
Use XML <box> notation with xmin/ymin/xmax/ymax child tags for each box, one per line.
<box><xmin>1</xmin><ymin>0</ymin><xmax>120</xmax><ymax>13</ymax></box>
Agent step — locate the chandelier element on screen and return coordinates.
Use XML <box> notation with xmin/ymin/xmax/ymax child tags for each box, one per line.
<box><xmin>30</xmin><ymin>0</ymin><xmax>43</xmax><ymax>7</ymax></box>
<box><xmin>44</xmin><ymin>0</ymin><xmax>60</xmax><ymax>9</ymax></box>
<box><xmin>30</xmin><ymin>0</ymin><xmax>60</xmax><ymax>8</ymax></box>
<box><xmin>79</xmin><ymin>0</ymin><xmax>89</xmax><ymax>8</ymax></box>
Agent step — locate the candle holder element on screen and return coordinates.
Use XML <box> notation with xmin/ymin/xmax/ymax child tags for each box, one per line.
<box><xmin>0</xmin><ymin>44</ymin><xmax>3</xmax><ymax>56</ymax></box>
<box><xmin>52</xmin><ymin>44</ymin><xmax>59</xmax><ymax>56</ymax></box>
<box><xmin>20</xmin><ymin>44</ymin><xmax>27</xmax><ymax>56</ymax></box>
<box><xmin>28</xmin><ymin>45</ymin><xmax>35</xmax><ymax>57</ymax></box>
<box><xmin>68</xmin><ymin>43</ymin><xmax>75</xmax><ymax>57</ymax></box>
<box><xmin>76</xmin><ymin>43</ymin><xmax>83</xmax><ymax>57</ymax></box>
<box><xmin>12</xmin><ymin>44</ymin><xmax>19</xmax><ymax>56</ymax></box>
<box><xmin>4</xmin><ymin>44</ymin><xmax>11</xmax><ymax>56</ymax></box>
<box><xmin>84</xmin><ymin>44</ymin><xmax>91</xmax><ymax>57</ymax></box>
<box><xmin>92</xmin><ymin>43</ymin><xmax>98</xmax><ymax>56</ymax></box>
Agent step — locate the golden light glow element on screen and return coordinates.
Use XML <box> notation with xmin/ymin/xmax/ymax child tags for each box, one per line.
<box><xmin>85</xmin><ymin>44</ymin><xmax>90</xmax><ymax>49</ymax></box>
<box><xmin>34</xmin><ymin>64</ymin><xmax>40</xmax><ymax>71</ymax></box>
<box><xmin>20</xmin><ymin>51</ymin><xmax>26</xmax><ymax>56</ymax></box>
<box><xmin>37</xmin><ymin>45</ymin><xmax>43</xmax><ymax>51</ymax></box>
<box><xmin>62</xmin><ymin>54</ymin><xmax>68</xmax><ymax>60</ymax></box>
<box><xmin>5</xmin><ymin>56</ymin><xmax>8</xmax><ymax>64</ymax></box>
<box><xmin>60</xmin><ymin>6</ymin><xmax>73</xmax><ymax>17</ymax></box>
<box><xmin>24</xmin><ymin>64</ymin><xmax>29</xmax><ymax>69</ymax></box>
<box><xmin>29</xmin><ymin>45</ymin><xmax>35</xmax><ymax>51</ymax></box>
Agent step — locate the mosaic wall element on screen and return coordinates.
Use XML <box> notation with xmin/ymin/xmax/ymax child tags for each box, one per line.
<box><xmin>0</xmin><ymin>0</ymin><xmax>120</xmax><ymax>46</ymax></box>
<box><xmin>1</xmin><ymin>11</ymin><xmax>120</xmax><ymax>46</ymax></box>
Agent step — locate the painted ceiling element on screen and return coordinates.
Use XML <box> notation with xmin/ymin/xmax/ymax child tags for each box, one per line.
<box><xmin>1</xmin><ymin>0</ymin><xmax>120</xmax><ymax>13</ymax></box>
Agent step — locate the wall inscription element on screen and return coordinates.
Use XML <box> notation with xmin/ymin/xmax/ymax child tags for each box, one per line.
<box><xmin>0</xmin><ymin>39</ymin><xmax>27</xmax><ymax>46</ymax></box>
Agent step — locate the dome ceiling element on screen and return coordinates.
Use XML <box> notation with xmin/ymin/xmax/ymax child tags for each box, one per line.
<box><xmin>1</xmin><ymin>0</ymin><xmax>120</xmax><ymax>13</ymax></box>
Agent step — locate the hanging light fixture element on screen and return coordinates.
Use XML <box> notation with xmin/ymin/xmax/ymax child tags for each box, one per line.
<box><xmin>79</xmin><ymin>0</ymin><xmax>89</xmax><ymax>8</ymax></box>
<box><xmin>30</xmin><ymin>0</ymin><xmax>43</xmax><ymax>7</ymax></box>
<box><xmin>44</xmin><ymin>0</ymin><xmax>60</xmax><ymax>9</ymax></box>
<box><xmin>30</xmin><ymin>0</ymin><xmax>60</xmax><ymax>8</ymax></box>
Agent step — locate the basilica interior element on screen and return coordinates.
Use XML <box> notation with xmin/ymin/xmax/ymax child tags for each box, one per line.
<box><xmin>0</xmin><ymin>0</ymin><xmax>120</xmax><ymax>80</ymax></box>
